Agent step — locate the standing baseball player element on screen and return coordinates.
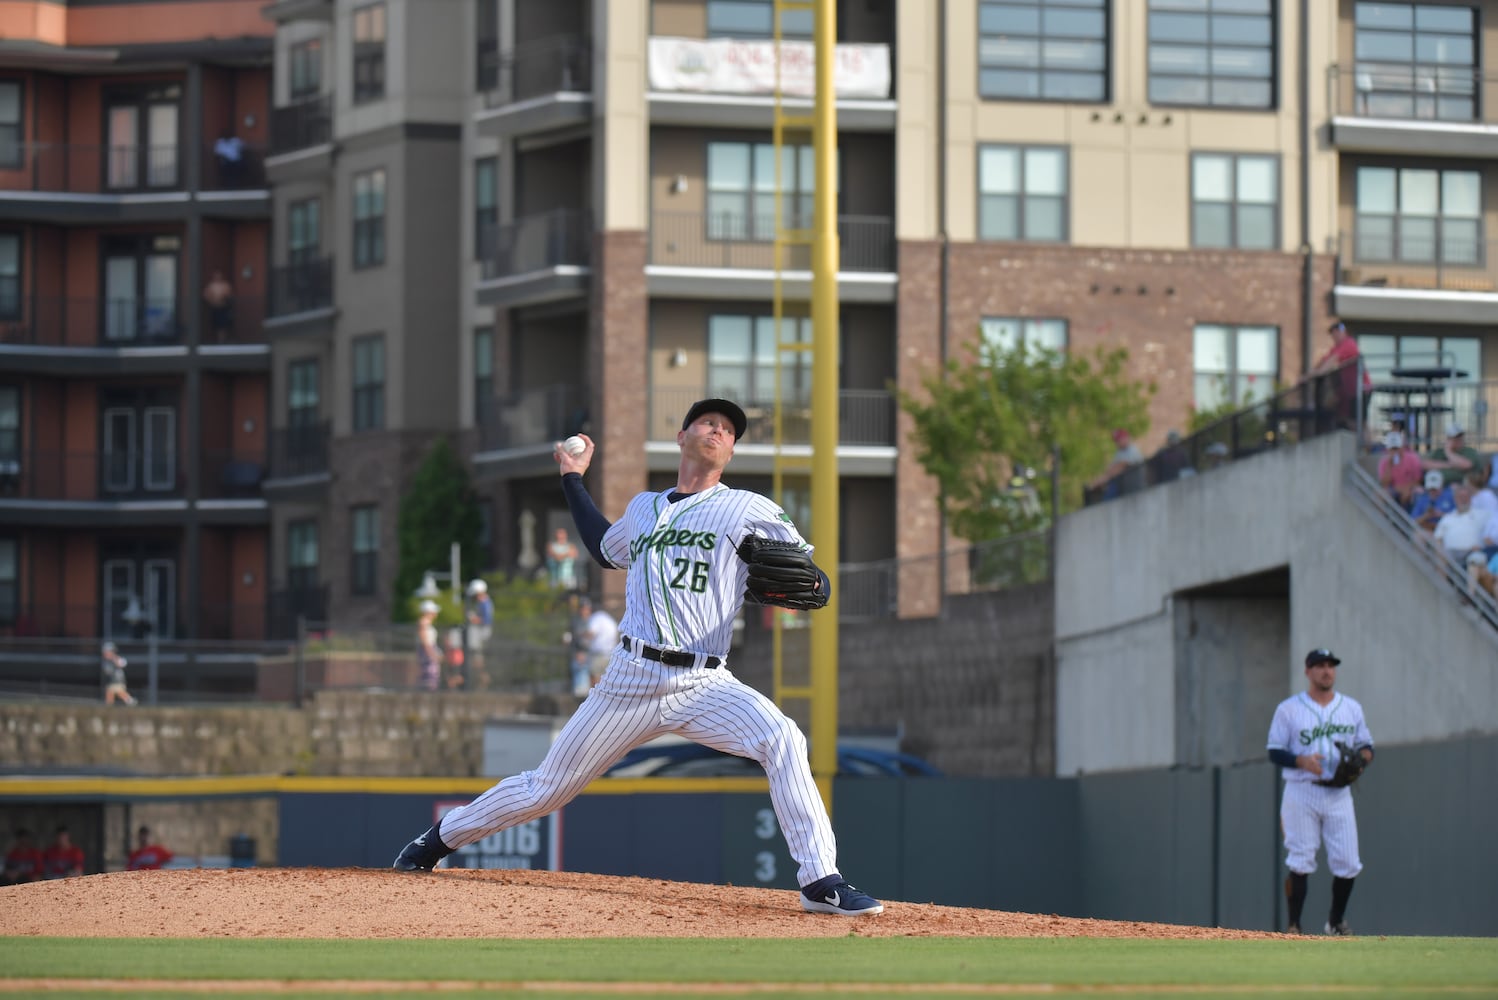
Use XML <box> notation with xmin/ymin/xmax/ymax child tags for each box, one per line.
<box><xmin>1267</xmin><ymin>648</ymin><xmax>1374</xmax><ymax>935</ymax></box>
<box><xmin>393</xmin><ymin>398</ymin><xmax>883</xmax><ymax>916</ymax></box>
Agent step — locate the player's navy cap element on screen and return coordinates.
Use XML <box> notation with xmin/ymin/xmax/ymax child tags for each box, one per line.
<box><xmin>681</xmin><ymin>398</ymin><xmax>747</xmax><ymax>440</ymax></box>
<box><xmin>1305</xmin><ymin>648</ymin><xmax>1341</xmax><ymax>668</ymax></box>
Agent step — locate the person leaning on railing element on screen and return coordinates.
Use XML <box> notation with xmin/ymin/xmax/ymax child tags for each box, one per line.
<box><xmin>1309</xmin><ymin>320</ymin><xmax>1372</xmax><ymax>433</ymax></box>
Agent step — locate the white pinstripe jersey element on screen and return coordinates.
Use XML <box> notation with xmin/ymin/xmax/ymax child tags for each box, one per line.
<box><xmin>599</xmin><ymin>483</ymin><xmax>807</xmax><ymax>658</ymax></box>
<box><xmin>1267</xmin><ymin>691</ymin><xmax>1374</xmax><ymax>784</ymax></box>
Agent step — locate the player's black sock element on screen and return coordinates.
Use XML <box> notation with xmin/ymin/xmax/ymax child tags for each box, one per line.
<box><xmin>1329</xmin><ymin>876</ymin><xmax>1355</xmax><ymax>926</ymax></box>
<box><xmin>1285</xmin><ymin>872</ymin><xmax>1308</xmax><ymax>927</ymax></box>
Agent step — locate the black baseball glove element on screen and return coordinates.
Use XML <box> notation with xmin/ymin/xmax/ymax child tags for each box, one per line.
<box><xmin>737</xmin><ymin>536</ymin><xmax>827</xmax><ymax>611</ymax></box>
<box><xmin>1325</xmin><ymin>742</ymin><xmax>1369</xmax><ymax>788</ymax></box>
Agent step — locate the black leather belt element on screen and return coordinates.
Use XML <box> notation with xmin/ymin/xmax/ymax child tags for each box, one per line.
<box><xmin>621</xmin><ymin>635</ymin><xmax>721</xmax><ymax>669</ymax></box>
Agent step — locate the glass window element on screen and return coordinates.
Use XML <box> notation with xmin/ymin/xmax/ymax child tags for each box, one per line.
<box><xmin>0</xmin><ymin>233</ymin><xmax>19</xmax><ymax>319</ymax></box>
<box><xmin>289</xmin><ymin>197</ymin><xmax>320</xmax><ymax>264</ymax></box>
<box><xmin>1193</xmin><ymin>323</ymin><xmax>1278</xmax><ymax>410</ymax></box>
<box><xmin>476</xmin><ymin>0</ymin><xmax>499</xmax><ymax>91</ymax></box>
<box><xmin>0</xmin><ymin>81</ymin><xmax>21</xmax><ymax>169</ymax></box>
<box><xmin>290</xmin><ymin>39</ymin><xmax>322</xmax><ymax>100</ymax></box>
<box><xmin>352</xmin><ymin>335</ymin><xmax>384</xmax><ymax>432</ymax></box>
<box><xmin>353</xmin><ymin>168</ymin><xmax>386</xmax><ymax>269</ymax></box>
<box><xmin>708</xmin><ymin>313</ymin><xmax>812</xmax><ymax>406</ymax></box>
<box><xmin>707</xmin><ymin>0</ymin><xmax>811</xmax><ymax>39</ymax></box>
<box><xmin>979</xmin><ymin>317</ymin><xmax>1068</xmax><ymax>365</ymax></box>
<box><xmin>475</xmin><ymin>157</ymin><xmax>497</xmax><ymax>261</ymax></box>
<box><xmin>350</xmin><ymin>505</ymin><xmax>378</xmax><ymax>596</ymax></box>
<box><xmin>1353</xmin><ymin>2</ymin><xmax>1476</xmax><ymax>121</ymax></box>
<box><xmin>978</xmin><ymin>145</ymin><xmax>1068</xmax><ymax>242</ymax></box>
<box><xmin>288</xmin><ymin>519</ymin><xmax>319</xmax><ymax>591</ymax></box>
<box><xmin>1359</xmin><ymin>333</ymin><xmax>1479</xmax><ymax>385</ymax></box>
<box><xmin>0</xmin><ymin>385</ymin><xmax>18</xmax><ymax>463</ymax></box>
<box><xmin>473</xmin><ymin>326</ymin><xmax>493</xmax><ymax>424</ymax></box>
<box><xmin>1354</xmin><ymin>165</ymin><xmax>1481</xmax><ymax>264</ymax></box>
<box><xmin>706</xmin><ymin>141</ymin><xmax>815</xmax><ymax>241</ymax></box>
<box><xmin>1148</xmin><ymin>0</ymin><xmax>1274</xmax><ymax>109</ymax></box>
<box><xmin>978</xmin><ymin>0</ymin><xmax>1108</xmax><ymax>103</ymax></box>
<box><xmin>353</xmin><ymin>3</ymin><xmax>387</xmax><ymax>103</ymax></box>
<box><xmin>0</xmin><ymin>537</ymin><xmax>15</xmax><ymax>626</ymax></box>
<box><xmin>1192</xmin><ymin>152</ymin><xmax>1278</xmax><ymax>249</ymax></box>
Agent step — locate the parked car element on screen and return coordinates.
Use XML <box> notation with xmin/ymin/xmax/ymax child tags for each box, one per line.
<box><xmin>603</xmin><ymin>739</ymin><xmax>941</xmax><ymax>778</ymax></box>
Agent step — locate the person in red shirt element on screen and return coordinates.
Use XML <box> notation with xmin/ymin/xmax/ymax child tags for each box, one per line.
<box><xmin>1310</xmin><ymin>320</ymin><xmax>1373</xmax><ymax>432</ymax></box>
<box><xmin>125</xmin><ymin>825</ymin><xmax>174</xmax><ymax>871</ymax></box>
<box><xmin>2</xmin><ymin>828</ymin><xmax>43</xmax><ymax>884</ymax></box>
<box><xmin>42</xmin><ymin>825</ymin><xmax>85</xmax><ymax>879</ymax></box>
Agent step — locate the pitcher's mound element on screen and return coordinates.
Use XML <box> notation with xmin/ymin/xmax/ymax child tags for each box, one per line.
<box><xmin>0</xmin><ymin>868</ymin><xmax>1275</xmax><ymax>940</ymax></box>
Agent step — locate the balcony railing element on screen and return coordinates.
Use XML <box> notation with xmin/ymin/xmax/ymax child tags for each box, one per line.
<box><xmin>268</xmin><ymin>584</ymin><xmax>329</xmax><ymax>639</ymax></box>
<box><xmin>201</xmin><ymin>449</ymin><xmax>267</xmax><ymax>499</ymax></box>
<box><xmin>200</xmin><ymin>142</ymin><xmax>267</xmax><ymax>189</ymax></box>
<box><xmin>3</xmin><ymin>449</ymin><xmax>184</xmax><ymax>499</ymax></box>
<box><xmin>270</xmin><ymin>94</ymin><xmax>333</xmax><ymax>154</ymax></box>
<box><xmin>1337</xmin><ymin>230</ymin><xmax>1496</xmax><ymax>294</ymax></box>
<box><xmin>1329</xmin><ymin>63</ymin><xmax>1494</xmax><ymax>124</ymax></box>
<box><xmin>0</xmin><ymin>142</ymin><xmax>178</xmax><ymax>192</ymax></box>
<box><xmin>649</xmin><ymin>212</ymin><xmax>895</xmax><ymax>272</ymax></box>
<box><xmin>199</xmin><ymin>294</ymin><xmax>267</xmax><ymax>345</ymax></box>
<box><xmin>477</xmin><ymin>383</ymin><xmax>588</xmax><ymax>452</ymax></box>
<box><xmin>0</xmin><ymin>296</ymin><xmax>184</xmax><ymax>347</ymax></box>
<box><xmin>268</xmin><ymin>422</ymin><xmax>331</xmax><ymax>480</ymax></box>
<box><xmin>478</xmin><ymin>209</ymin><xmax>591</xmax><ymax>281</ymax></box>
<box><xmin>267</xmin><ymin>256</ymin><xmax>334</xmax><ymax>319</ymax></box>
<box><xmin>481</xmin><ymin>34</ymin><xmax>592</xmax><ymax>108</ymax></box>
<box><xmin>651</xmin><ymin>386</ymin><xmax>896</xmax><ymax>447</ymax></box>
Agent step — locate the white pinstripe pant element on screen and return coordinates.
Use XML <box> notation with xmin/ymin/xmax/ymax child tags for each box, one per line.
<box><xmin>436</xmin><ymin>645</ymin><xmax>840</xmax><ymax>887</ymax></box>
<box><xmin>1280</xmin><ymin>780</ymin><xmax>1363</xmax><ymax>879</ymax></box>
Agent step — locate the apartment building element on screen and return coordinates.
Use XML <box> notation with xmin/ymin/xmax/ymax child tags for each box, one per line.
<box><xmin>4</xmin><ymin>0</ymin><xmax>1496</xmax><ymax>654</ymax></box>
<box><xmin>0</xmin><ymin>0</ymin><xmax>275</xmax><ymax>667</ymax></box>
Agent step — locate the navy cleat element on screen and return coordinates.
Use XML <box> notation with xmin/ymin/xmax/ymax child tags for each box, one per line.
<box><xmin>799</xmin><ymin>873</ymin><xmax>884</xmax><ymax>916</ymax></box>
<box><xmin>393</xmin><ymin>824</ymin><xmax>454</xmax><ymax>872</ymax></box>
<box><xmin>1324</xmin><ymin>920</ymin><xmax>1352</xmax><ymax>936</ymax></box>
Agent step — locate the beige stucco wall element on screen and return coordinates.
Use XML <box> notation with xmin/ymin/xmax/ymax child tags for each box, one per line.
<box><xmin>596</xmin><ymin>0</ymin><xmax>648</xmax><ymax>230</ymax></box>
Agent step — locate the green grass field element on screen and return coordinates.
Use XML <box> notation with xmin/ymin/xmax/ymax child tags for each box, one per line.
<box><xmin>2</xmin><ymin>936</ymin><xmax>1495</xmax><ymax>999</ymax></box>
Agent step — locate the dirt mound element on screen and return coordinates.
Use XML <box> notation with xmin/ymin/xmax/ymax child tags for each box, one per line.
<box><xmin>0</xmin><ymin>868</ymin><xmax>1275</xmax><ymax>940</ymax></box>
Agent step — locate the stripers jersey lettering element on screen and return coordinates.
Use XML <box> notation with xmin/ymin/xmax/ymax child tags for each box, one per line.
<box><xmin>1267</xmin><ymin>692</ymin><xmax>1373</xmax><ymax>784</ymax></box>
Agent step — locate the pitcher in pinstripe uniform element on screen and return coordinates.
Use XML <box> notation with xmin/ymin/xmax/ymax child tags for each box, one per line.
<box><xmin>393</xmin><ymin>398</ymin><xmax>883</xmax><ymax>916</ymax></box>
<box><xmin>1267</xmin><ymin>648</ymin><xmax>1374</xmax><ymax>936</ymax></box>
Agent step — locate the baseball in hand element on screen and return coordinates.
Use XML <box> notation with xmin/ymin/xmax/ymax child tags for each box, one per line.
<box><xmin>561</xmin><ymin>435</ymin><xmax>587</xmax><ymax>457</ymax></box>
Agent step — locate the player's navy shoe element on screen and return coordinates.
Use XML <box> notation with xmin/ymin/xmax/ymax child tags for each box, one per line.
<box><xmin>1324</xmin><ymin>920</ymin><xmax>1352</xmax><ymax>936</ymax></box>
<box><xmin>1285</xmin><ymin>923</ymin><xmax>1301</xmax><ymax>935</ymax></box>
<box><xmin>799</xmin><ymin>874</ymin><xmax>884</xmax><ymax>916</ymax></box>
<box><xmin>393</xmin><ymin>824</ymin><xmax>454</xmax><ymax>872</ymax></box>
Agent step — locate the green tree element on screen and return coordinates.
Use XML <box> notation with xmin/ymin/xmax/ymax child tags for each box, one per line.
<box><xmin>896</xmin><ymin>334</ymin><xmax>1155</xmax><ymax>541</ymax></box>
<box><xmin>392</xmin><ymin>436</ymin><xmax>484</xmax><ymax>622</ymax></box>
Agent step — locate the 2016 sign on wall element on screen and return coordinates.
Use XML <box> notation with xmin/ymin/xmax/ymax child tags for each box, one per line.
<box><xmin>434</xmin><ymin>802</ymin><xmax>559</xmax><ymax>871</ymax></box>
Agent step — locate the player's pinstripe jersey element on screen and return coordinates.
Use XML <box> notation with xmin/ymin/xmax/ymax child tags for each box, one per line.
<box><xmin>599</xmin><ymin>483</ymin><xmax>806</xmax><ymax>658</ymax></box>
<box><xmin>1267</xmin><ymin>692</ymin><xmax>1373</xmax><ymax>784</ymax></box>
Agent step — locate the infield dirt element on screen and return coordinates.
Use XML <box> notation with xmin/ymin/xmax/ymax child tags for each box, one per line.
<box><xmin>0</xmin><ymin>868</ymin><xmax>1280</xmax><ymax>940</ymax></box>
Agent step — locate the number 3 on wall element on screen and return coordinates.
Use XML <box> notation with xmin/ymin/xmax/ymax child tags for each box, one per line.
<box><xmin>755</xmin><ymin>850</ymin><xmax>776</xmax><ymax>882</ymax></box>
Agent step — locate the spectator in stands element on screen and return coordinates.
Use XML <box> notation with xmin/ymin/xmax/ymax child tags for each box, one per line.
<box><xmin>1433</xmin><ymin>483</ymin><xmax>1488</xmax><ymax>565</ymax></box>
<box><xmin>202</xmin><ymin>269</ymin><xmax>234</xmax><ymax>342</ymax></box>
<box><xmin>1425</xmin><ymin>422</ymin><xmax>1481</xmax><ymax>487</ymax></box>
<box><xmin>1156</xmin><ymin>429</ymin><xmax>1193</xmax><ymax>482</ymax></box>
<box><xmin>42</xmin><ymin>825</ymin><xmax>85</xmax><ymax>879</ymax></box>
<box><xmin>1410</xmin><ymin>469</ymin><xmax>1455</xmax><ymax>534</ymax></box>
<box><xmin>1469</xmin><ymin>550</ymin><xmax>1498</xmax><ymax>601</ymax></box>
<box><xmin>1309</xmin><ymin>320</ymin><xmax>1373</xmax><ymax>432</ymax></box>
<box><xmin>100</xmin><ymin>641</ymin><xmax>136</xmax><ymax>706</ymax></box>
<box><xmin>1090</xmin><ymin>428</ymin><xmax>1145</xmax><ymax>499</ymax></box>
<box><xmin>1200</xmin><ymin>441</ymin><xmax>1231</xmax><ymax>473</ymax></box>
<box><xmin>1377</xmin><ymin>430</ymin><xmax>1424</xmax><ymax>509</ymax></box>
<box><xmin>213</xmin><ymin>130</ymin><xmax>245</xmax><ymax>185</ymax></box>
<box><xmin>125</xmin><ymin>825</ymin><xmax>173</xmax><ymax>871</ymax></box>
<box><xmin>2</xmin><ymin>828</ymin><xmax>42</xmax><ymax>884</ymax></box>
<box><xmin>416</xmin><ymin>599</ymin><xmax>442</xmax><ymax>692</ymax></box>
<box><xmin>1467</xmin><ymin>470</ymin><xmax>1498</xmax><ymax>518</ymax></box>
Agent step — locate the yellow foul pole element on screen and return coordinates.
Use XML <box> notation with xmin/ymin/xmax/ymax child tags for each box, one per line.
<box><xmin>808</xmin><ymin>0</ymin><xmax>839</xmax><ymax>811</ymax></box>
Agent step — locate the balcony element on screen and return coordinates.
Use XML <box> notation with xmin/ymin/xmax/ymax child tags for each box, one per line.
<box><xmin>647</xmin><ymin>386</ymin><xmax>897</xmax><ymax>476</ymax></box>
<box><xmin>266</xmin><ymin>95</ymin><xmax>334</xmax><ymax>180</ymax></box>
<box><xmin>0</xmin><ymin>449</ymin><xmax>265</xmax><ymax>525</ymax></box>
<box><xmin>268</xmin><ymin>584</ymin><xmax>330</xmax><ymax>639</ymax></box>
<box><xmin>475</xmin><ymin>35</ymin><xmax>592</xmax><ymax>140</ymax></box>
<box><xmin>1328</xmin><ymin>64</ymin><xmax>1498</xmax><ymax>158</ymax></box>
<box><xmin>265</xmin><ymin>256</ymin><xmax>336</xmax><ymax>336</ymax></box>
<box><xmin>473</xmin><ymin>383</ymin><xmax>588</xmax><ymax>475</ymax></box>
<box><xmin>264</xmin><ymin>422</ymin><xmax>332</xmax><ymax>493</ymax></box>
<box><xmin>647</xmin><ymin>212</ymin><xmax>896</xmax><ymax>302</ymax></box>
<box><xmin>1333</xmin><ymin>230</ymin><xmax>1498</xmax><ymax>325</ymax></box>
<box><xmin>647</xmin><ymin>37</ymin><xmax>895</xmax><ymax>132</ymax></box>
<box><xmin>475</xmin><ymin>209</ymin><xmax>591</xmax><ymax>308</ymax></box>
<box><xmin>0</xmin><ymin>142</ymin><xmax>267</xmax><ymax>222</ymax></box>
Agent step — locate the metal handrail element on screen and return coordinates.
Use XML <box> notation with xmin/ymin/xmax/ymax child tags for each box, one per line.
<box><xmin>1343</xmin><ymin>461</ymin><xmax>1498</xmax><ymax>634</ymax></box>
<box><xmin>1328</xmin><ymin>63</ymin><xmax>1493</xmax><ymax>124</ymax></box>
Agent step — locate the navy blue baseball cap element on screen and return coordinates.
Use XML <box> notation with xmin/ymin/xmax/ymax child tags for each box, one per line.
<box><xmin>681</xmin><ymin>398</ymin><xmax>747</xmax><ymax>440</ymax></box>
<box><xmin>1305</xmin><ymin>648</ymin><xmax>1341</xmax><ymax>668</ymax></box>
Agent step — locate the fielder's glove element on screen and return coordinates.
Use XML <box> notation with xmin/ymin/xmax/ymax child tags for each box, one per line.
<box><xmin>737</xmin><ymin>536</ymin><xmax>827</xmax><ymax>611</ymax></box>
<box><xmin>1325</xmin><ymin>742</ymin><xmax>1368</xmax><ymax>788</ymax></box>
